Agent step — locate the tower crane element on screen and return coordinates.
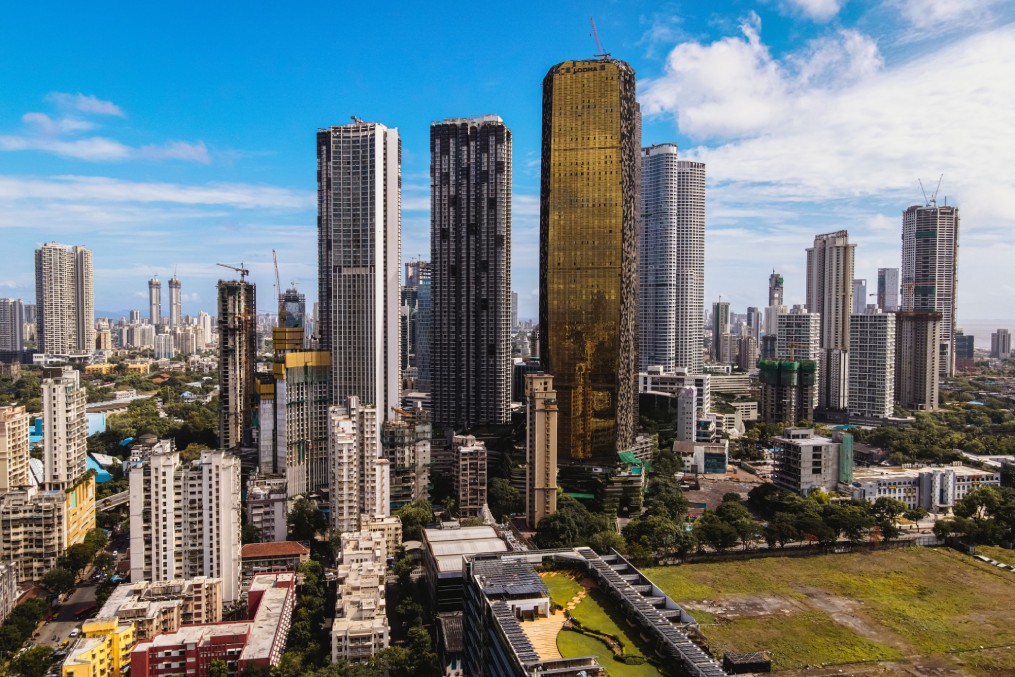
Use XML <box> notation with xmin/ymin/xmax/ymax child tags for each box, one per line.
<box><xmin>590</xmin><ymin>17</ymin><xmax>611</xmax><ymax>60</ymax></box>
<box><xmin>216</xmin><ymin>262</ymin><xmax>249</xmax><ymax>280</ymax></box>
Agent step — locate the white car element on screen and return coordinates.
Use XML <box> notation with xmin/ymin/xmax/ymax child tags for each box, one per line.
<box><xmin>69</xmin><ymin>629</ymin><xmax>80</xmax><ymax>638</ymax></box>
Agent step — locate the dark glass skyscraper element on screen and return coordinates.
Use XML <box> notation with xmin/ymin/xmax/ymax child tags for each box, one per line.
<box><xmin>430</xmin><ymin>116</ymin><xmax>512</xmax><ymax>430</ymax></box>
<box><xmin>539</xmin><ymin>58</ymin><xmax>639</xmax><ymax>462</ymax></box>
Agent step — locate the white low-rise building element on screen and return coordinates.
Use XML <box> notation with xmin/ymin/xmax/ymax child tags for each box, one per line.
<box><xmin>845</xmin><ymin>464</ymin><xmax>1000</xmax><ymax>512</ymax></box>
<box><xmin>332</xmin><ymin>531</ymin><xmax>389</xmax><ymax>662</ymax></box>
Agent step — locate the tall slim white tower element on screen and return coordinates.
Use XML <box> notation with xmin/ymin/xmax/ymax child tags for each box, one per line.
<box><xmin>317</xmin><ymin>121</ymin><xmax>400</xmax><ymax>438</ymax></box>
<box><xmin>902</xmin><ymin>203</ymin><xmax>959</xmax><ymax>376</ymax></box>
<box><xmin>148</xmin><ymin>276</ymin><xmax>161</xmax><ymax>326</ymax></box>
<box><xmin>806</xmin><ymin>231</ymin><xmax>855</xmax><ymax>413</ymax></box>
<box><xmin>0</xmin><ymin>299</ymin><xmax>25</xmax><ymax>355</ymax></box>
<box><xmin>35</xmin><ymin>242</ymin><xmax>94</xmax><ymax>355</ymax></box>
<box><xmin>168</xmin><ymin>275</ymin><xmax>182</xmax><ymax>328</ymax></box>
<box><xmin>41</xmin><ymin>366</ymin><xmax>87</xmax><ymax>489</ymax></box>
<box><xmin>639</xmin><ymin>144</ymin><xmax>705</xmax><ymax>374</ymax></box>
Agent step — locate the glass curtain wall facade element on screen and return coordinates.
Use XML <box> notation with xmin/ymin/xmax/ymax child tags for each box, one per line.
<box><xmin>539</xmin><ymin>59</ymin><xmax>639</xmax><ymax>462</ymax></box>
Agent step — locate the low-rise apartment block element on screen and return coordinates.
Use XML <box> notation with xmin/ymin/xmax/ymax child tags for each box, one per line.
<box><xmin>98</xmin><ymin>577</ymin><xmax>223</xmax><ymax>641</ymax></box>
<box><xmin>62</xmin><ymin>617</ymin><xmax>135</xmax><ymax>677</ymax></box>
<box><xmin>331</xmin><ymin>531</ymin><xmax>389</xmax><ymax>662</ymax></box>
<box><xmin>773</xmin><ymin>428</ymin><xmax>853</xmax><ymax>495</ymax></box>
<box><xmin>240</xmin><ymin>541</ymin><xmax>310</xmax><ymax>585</ymax></box>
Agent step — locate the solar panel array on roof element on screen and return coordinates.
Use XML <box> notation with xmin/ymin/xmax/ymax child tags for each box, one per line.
<box><xmin>473</xmin><ymin>558</ymin><xmax>548</xmax><ymax>598</ymax></box>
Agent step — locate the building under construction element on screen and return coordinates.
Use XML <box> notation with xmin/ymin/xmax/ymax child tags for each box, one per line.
<box><xmin>758</xmin><ymin>359</ymin><xmax>817</xmax><ymax>425</ymax></box>
<box><xmin>217</xmin><ymin>278</ymin><xmax>256</xmax><ymax>450</ymax></box>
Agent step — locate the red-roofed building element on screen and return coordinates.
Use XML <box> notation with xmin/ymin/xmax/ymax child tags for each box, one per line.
<box><xmin>240</xmin><ymin>542</ymin><xmax>310</xmax><ymax>583</ymax></box>
<box><xmin>130</xmin><ymin>572</ymin><xmax>295</xmax><ymax>676</ymax></box>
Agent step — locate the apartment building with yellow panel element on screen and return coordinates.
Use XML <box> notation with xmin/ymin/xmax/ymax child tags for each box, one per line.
<box><xmin>539</xmin><ymin>57</ymin><xmax>639</xmax><ymax>462</ymax></box>
<box><xmin>62</xmin><ymin>616</ymin><xmax>135</xmax><ymax>677</ymax></box>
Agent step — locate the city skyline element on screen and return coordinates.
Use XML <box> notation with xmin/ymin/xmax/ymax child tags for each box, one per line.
<box><xmin>1</xmin><ymin>2</ymin><xmax>1013</xmax><ymax>323</ymax></box>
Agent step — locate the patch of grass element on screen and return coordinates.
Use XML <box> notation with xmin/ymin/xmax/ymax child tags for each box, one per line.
<box><xmin>703</xmin><ymin>610</ymin><xmax>901</xmax><ymax>670</ymax></box>
<box><xmin>959</xmin><ymin>645</ymin><xmax>1015</xmax><ymax>677</ymax></box>
<box><xmin>540</xmin><ymin>572</ymin><xmax>583</xmax><ymax>608</ymax></box>
<box><xmin>645</xmin><ymin>548</ymin><xmax>1015</xmax><ymax>668</ymax></box>
<box><xmin>976</xmin><ymin>545</ymin><xmax>1015</xmax><ymax>567</ymax></box>
<box><xmin>557</xmin><ymin>630</ymin><xmax>660</xmax><ymax>677</ymax></box>
<box><xmin>570</xmin><ymin>589</ymin><xmax>649</xmax><ymax>657</ymax></box>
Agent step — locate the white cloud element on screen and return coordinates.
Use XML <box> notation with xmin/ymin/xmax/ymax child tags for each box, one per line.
<box><xmin>894</xmin><ymin>0</ymin><xmax>1004</xmax><ymax>34</ymax></box>
<box><xmin>0</xmin><ymin>134</ymin><xmax>132</xmax><ymax>161</ymax></box>
<box><xmin>46</xmin><ymin>92</ymin><xmax>125</xmax><ymax>117</ymax></box>
<box><xmin>137</xmin><ymin>141</ymin><xmax>211</xmax><ymax>164</ymax></box>
<box><xmin>642</xmin><ymin>18</ymin><xmax>1015</xmax><ymax>318</ymax></box>
<box><xmin>21</xmin><ymin>113</ymin><xmax>96</xmax><ymax>135</ymax></box>
<box><xmin>785</xmin><ymin>0</ymin><xmax>846</xmax><ymax>21</ymax></box>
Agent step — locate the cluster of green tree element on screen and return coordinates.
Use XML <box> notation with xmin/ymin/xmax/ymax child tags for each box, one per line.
<box><xmin>40</xmin><ymin>528</ymin><xmax>110</xmax><ymax>594</ymax></box>
<box><xmin>0</xmin><ymin>372</ymin><xmax>42</xmax><ymax>412</ymax></box>
<box><xmin>264</xmin><ymin>624</ymin><xmax>437</xmax><ymax>677</ymax></box>
<box><xmin>279</xmin><ymin>560</ymin><xmax>332</xmax><ymax>666</ymax></box>
<box><xmin>621</xmin><ymin>448</ymin><xmax>694</xmax><ymax>561</ymax></box>
<box><xmin>6</xmin><ymin>644</ymin><xmax>57</xmax><ymax>677</ymax></box>
<box><xmin>533</xmin><ymin>494</ymin><xmax>614</xmax><ymax>550</ymax></box>
<box><xmin>746</xmin><ymin>484</ymin><xmax>926</xmax><ymax>550</ymax></box>
<box><xmin>487</xmin><ymin>477</ymin><xmax>523</xmax><ymax>523</ymax></box>
<box><xmin>852</xmin><ymin>402</ymin><xmax>1015</xmax><ymax>462</ymax></box>
<box><xmin>394</xmin><ymin>500</ymin><xmax>433</xmax><ymax>542</ymax></box>
<box><xmin>731</xmin><ymin>422</ymin><xmax>786</xmax><ymax>461</ymax></box>
<box><xmin>0</xmin><ymin>597</ymin><xmax>49</xmax><ymax>656</ymax></box>
<box><xmin>88</xmin><ymin>396</ymin><xmax>218</xmax><ymax>461</ymax></box>
<box><xmin>933</xmin><ymin>486</ymin><xmax>1015</xmax><ymax>545</ymax></box>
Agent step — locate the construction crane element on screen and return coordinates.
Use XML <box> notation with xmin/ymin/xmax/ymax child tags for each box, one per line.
<box><xmin>590</xmin><ymin>17</ymin><xmax>610</xmax><ymax>59</ymax></box>
<box><xmin>216</xmin><ymin>262</ymin><xmax>249</xmax><ymax>280</ymax></box>
<box><xmin>272</xmin><ymin>250</ymin><xmax>285</xmax><ymax>325</ymax></box>
<box><xmin>918</xmin><ymin>174</ymin><xmax>944</xmax><ymax>207</ymax></box>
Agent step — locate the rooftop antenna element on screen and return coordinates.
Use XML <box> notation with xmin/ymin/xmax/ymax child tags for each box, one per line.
<box><xmin>590</xmin><ymin>17</ymin><xmax>610</xmax><ymax>59</ymax></box>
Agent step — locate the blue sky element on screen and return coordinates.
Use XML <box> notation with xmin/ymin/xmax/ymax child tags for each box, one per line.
<box><xmin>1</xmin><ymin>0</ymin><xmax>1013</xmax><ymax>330</ymax></box>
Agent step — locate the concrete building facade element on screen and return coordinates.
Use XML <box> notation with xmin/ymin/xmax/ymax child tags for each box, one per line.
<box><xmin>524</xmin><ymin>374</ymin><xmax>558</xmax><ymax>529</ymax></box>
<box><xmin>317</xmin><ymin>121</ymin><xmax>401</xmax><ymax>439</ymax></box>
<box><xmin>895</xmin><ymin>311</ymin><xmax>941</xmax><ymax>411</ymax></box>
<box><xmin>848</xmin><ymin>306</ymin><xmax>896</xmax><ymax>421</ymax></box>
<box><xmin>35</xmin><ymin>242</ymin><xmax>94</xmax><ymax>356</ymax></box>
<box><xmin>0</xmin><ymin>405</ymin><xmax>29</xmax><ymax>492</ymax></box>
<box><xmin>806</xmin><ymin>231</ymin><xmax>855</xmax><ymax>413</ymax></box>
<box><xmin>217</xmin><ymin>279</ymin><xmax>256</xmax><ymax>449</ymax></box>
<box><xmin>877</xmin><ymin>268</ymin><xmax>899</xmax><ymax>312</ymax></box>
<box><xmin>430</xmin><ymin>116</ymin><xmax>512</xmax><ymax>431</ymax></box>
<box><xmin>0</xmin><ymin>298</ymin><xmax>25</xmax><ymax>355</ymax></box>
<box><xmin>639</xmin><ymin>144</ymin><xmax>705</xmax><ymax>375</ymax></box>
<box><xmin>453</xmin><ymin>435</ymin><xmax>488</xmax><ymax>519</ymax></box>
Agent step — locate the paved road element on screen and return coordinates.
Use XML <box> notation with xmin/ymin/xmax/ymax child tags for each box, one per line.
<box><xmin>32</xmin><ymin>584</ymin><xmax>98</xmax><ymax>649</ymax></box>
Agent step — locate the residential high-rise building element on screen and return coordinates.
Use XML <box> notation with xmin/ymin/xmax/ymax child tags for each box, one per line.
<box><xmin>877</xmin><ymin>268</ymin><xmax>899</xmax><ymax>311</ymax></box>
<box><xmin>328</xmin><ymin>398</ymin><xmax>387</xmax><ymax>534</ymax></box>
<box><xmin>954</xmin><ymin>331</ymin><xmax>975</xmax><ymax>371</ymax></box>
<box><xmin>154</xmin><ymin>333</ymin><xmax>174</xmax><ymax>360</ymax></box>
<box><xmin>852</xmin><ymin>279</ymin><xmax>867</xmax><ymax>315</ymax></box>
<box><xmin>452</xmin><ymin>434</ymin><xmax>487</xmax><ymax>519</ymax></box>
<box><xmin>737</xmin><ymin>336</ymin><xmax>759</xmax><ymax>372</ymax></box>
<box><xmin>902</xmin><ymin>203</ymin><xmax>959</xmax><ymax>376</ymax></box>
<box><xmin>218</xmin><ymin>279</ymin><xmax>256</xmax><ymax>449</ymax></box>
<box><xmin>745</xmin><ymin>306</ymin><xmax>761</xmax><ymax>341</ymax></box>
<box><xmin>639</xmin><ymin>144</ymin><xmax>705</xmax><ymax>375</ymax></box>
<box><xmin>848</xmin><ymin>306</ymin><xmax>896</xmax><ymax>421</ymax></box>
<box><xmin>806</xmin><ymin>230</ymin><xmax>855</xmax><ymax>414</ymax></box>
<box><xmin>525</xmin><ymin>374</ymin><xmax>558</xmax><ymax>529</ymax></box>
<box><xmin>0</xmin><ymin>299</ymin><xmax>25</xmax><ymax>356</ymax></box>
<box><xmin>991</xmin><ymin>329</ymin><xmax>1011</xmax><ymax>358</ymax></box>
<box><xmin>128</xmin><ymin>441</ymin><xmax>242</xmax><ymax>603</ymax></box>
<box><xmin>35</xmin><ymin>242</ymin><xmax>94</xmax><ymax>355</ymax></box>
<box><xmin>148</xmin><ymin>276</ymin><xmax>161</xmax><ymax>326</ymax></box>
<box><xmin>42</xmin><ymin>366</ymin><xmax>87</xmax><ymax>489</ymax></box>
<box><xmin>769</xmin><ymin>271</ymin><xmax>784</xmax><ymax>307</ymax></box>
<box><xmin>381</xmin><ymin>410</ymin><xmax>431</xmax><ymax>512</ymax></box>
<box><xmin>415</xmin><ymin>263</ymin><xmax>433</xmax><ymax>392</ymax></box>
<box><xmin>168</xmin><ymin>275</ymin><xmax>182</xmax><ymax>328</ymax></box>
<box><xmin>710</xmin><ymin>300</ymin><xmax>730</xmax><ymax>362</ymax></box>
<box><xmin>317</xmin><ymin>121</ymin><xmax>400</xmax><ymax>438</ymax></box>
<box><xmin>895</xmin><ymin>312</ymin><xmax>941</xmax><ymax>411</ymax></box>
<box><xmin>0</xmin><ymin>405</ymin><xmax>29</xmax><ymax>492</ymax></box>
<box><xmin>430</xmin><ymin>116</ymin><xmax>512</xmax><ymax>430</ymax></box>
<box><xmin>511</xmin><ymin>291</ymin><xmax>518</xmax><ymax>333</ymax></box>
<box><xmin>539</xmin><ymin>57</ymin><xmax>639</xmax><ymax>462</ymax></box>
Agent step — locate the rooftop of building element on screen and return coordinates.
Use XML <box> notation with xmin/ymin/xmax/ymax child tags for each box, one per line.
<box><xmin>423</xmin><ymin>526</ymin><xmax>509</xmax><ymax>575</ymax></box>
<box><xmin>241</xmin><ymin>541</ymin><xmax>311</xmax><ymax>560</ymax></box>
<box><xmin>851</xmin><ymin>464</ymin><xmax>1001</xmax><ymax>481</ymax></box>
<box><xmin>435</xmin><ymin>114</ymin><xmax>504</xmax><ymax>125</ymax></box>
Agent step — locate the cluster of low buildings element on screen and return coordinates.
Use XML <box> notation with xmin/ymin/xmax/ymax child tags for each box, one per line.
<box><xmin>773</xmin><ymin>427</ymin><xmax>1001</xmax><ymax>511</ymax></box>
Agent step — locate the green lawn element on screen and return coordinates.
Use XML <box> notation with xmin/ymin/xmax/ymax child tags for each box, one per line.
<box><xmin>644</xmin><ymin>548</ymin><xmax>1015</xmax><ymax>671</ymax></box>
<box><xmin>541</xmin><ymin>572</ymin><xmax>583</xmax><ymax>608</ymax></box>
<box><xmin>557</xmin><ymin>629</ymin><xmax>660</xmax><ymax>677</ymax></box>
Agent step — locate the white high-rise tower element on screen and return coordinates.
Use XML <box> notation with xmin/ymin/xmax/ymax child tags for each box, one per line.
<box><xmin>639</xmin><ymin>144</ymin><xmax>705</xmax><ymax>374</ymax></box>
<box><xmin>806</xmin><ymin>231</ymin><xmax>855</xmax><ymax>413</ymax></box>
<box><xmin>148</xmin><ymin>276</ymin><xmax>161</xmax><ymax>326</ymax></box>
<box><xmin>41</xmin><ymin>366</ymin><xmax>87</xmax><ymax>489</ymax></box>
<box><xmin>317</xmin><ymin>121</ymin><xmax>400</xmax><ymax>439</ymax></box>
<box><xmin>35</xmin><ymin>242</ymin><xmax>94</xmax><ymax>355</ymax></box>
<box><xmin>168</xmin><ymin>275</ymin><xmax>182</xmax><ymax>328</ymax></box>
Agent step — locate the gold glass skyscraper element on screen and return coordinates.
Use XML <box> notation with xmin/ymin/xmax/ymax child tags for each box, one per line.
<box><xmin>539</xmin><ymin>58</ymin><xmax>639</xmax><ymax>461</ymax></box>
